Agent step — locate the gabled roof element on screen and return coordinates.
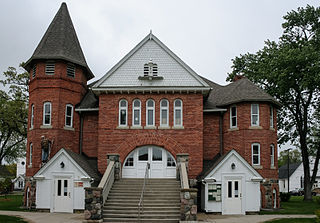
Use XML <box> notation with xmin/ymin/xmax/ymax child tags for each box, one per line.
<box><xmin>278</xmin><ymin>162</ymin><xmax>302</xmax><ymax>179</ymax></box>
<box><xmin>93</xmin><ymin>32</ymin><xmax>210</xmax><ymax>93</ymax></box>
<box><xmin>203</xmin><ymin>77</ymin><xmax>281</xmax><ymax>109</ymax></box>
<box><xmin>24</xmin><ymin>3</ymin><xmax>94</xmax><ymax>80</ymax></box>
<box><xmin>75</xmin><ymin>89</ymin><xmax>99</xmax><ymax>111</ymax></box>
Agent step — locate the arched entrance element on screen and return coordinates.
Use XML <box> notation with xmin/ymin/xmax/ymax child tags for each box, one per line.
<box><xmin>122</xmin><ymin>146</ymin><xmax>176</xmax><ymax>178</ymax></box>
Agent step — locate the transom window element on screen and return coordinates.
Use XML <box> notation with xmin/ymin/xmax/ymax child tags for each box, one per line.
<box><xmin>251</xmin><ymin>143</ymin><xmax>260</xmax><ymax>165</ymax></box>
<box><xmin>67</xmin><ymin>63</ymin><xmax>75</xmax><ymax>78</ymax></box>
<box><xmin>65</xmin><ymin>104</ymin><xmax>73</xmax><ymax>127</ymax></box>
<box><xmin>251</xmin><ymin>104</ymin><xmax>259</xmax><ymax>126</ymax></box>
<box><xmin>270</xmin><ymin>144</ymin><xmax>275</xmax><ymax>167</ymax></box>
<box><xmin>144</xmin><ymin>60</ymin><xmax>158</xmax><ymax>76</ymax></box>
<box><xmin>31</xmin><ymin>104</ymin><xmax>34</xmax><ymax>129</ymax></box>
<box><xmin>174</xmin><ymin>99</ymin><xmax>183</xmax><ymax>126</ymax></box>
<box><xmin>146</xmin><ymin>99</ymin><xmax>155</xmax><ymax>126</ymax></box>
<box><xmin>270</xmin><ymin>105</ymin><xmax>274</xmax><ymax>128</ymax></box>
<box><xmin>43</xmin><ymin>102</ymin><xmax>51</xmax><ymax>125</ymax></box>
<box><xmin>160</xmin><ymin>99</ymin><xmax>169</xmax><ymax>126</ymax></box>
<box><xmin>132</xmin><ymin>99</ymin><xmax>141</xmax><ymax>126</ymax></box>
<box><xmin>119</xmin><ymin>99</ymin><xmax>128</xmax><ymax>126</ymax></box>
<box><xmin>230</xmin><ymin>106</ymin><xmax>237</xmax><ymax>128</ymax></box>
<box><xmin>45</xmin><ymin>62</ymin><xmax>55</xmax><ymax>75</ymax></box>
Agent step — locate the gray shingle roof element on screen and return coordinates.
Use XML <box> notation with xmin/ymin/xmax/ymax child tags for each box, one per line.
<box><xmin>278</xmin><ymin>162</ymin><xmax>302</xmax><ymax>179</ymax></box>
<box><xmin>203</xmin><ymin>77</ymin><xmax>281</xmax><ymax>109</ymax></box>
<box><xmin>75</xmin><ymin>90</ymin><xmax>99</xmax><ymax>110</ymax></box>
<box><xmin>24</xmin><ymin>3</ymin><xmax>94</xmax><ymax>80</ymax></box>
<box><xmin>64</xmin><ymin>149</ymin><xmax>101</xmax><ymax>183</ymax></box>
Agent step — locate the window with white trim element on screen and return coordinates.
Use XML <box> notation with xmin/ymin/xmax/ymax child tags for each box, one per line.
<box><xmin>125</xmin><ymin>153</ymin><xmax>134</xmax><ymax>167</ymax></box>
<box><xmin>29</xmin><ymin>143</ymin><xmax>33</xmax><ymax>165</ymax></box>
<box><xmin>160</xmin><ymin>99</ymin><xmax>169</xmax><ymax>126</ymax></box>
<box><xmin>167</xmin><ymin>153</ymin><xmax>176</xmax><ymax>167</ymax></box>
<box><xmin>252</xmin><ymin>143</ymin><xmax>260</xmax><ymax>165</ymax></box>
<box><xmin>146</xmin><ymin>99</ymin><xmax>155</xmax><ymax>126</ymax></box>
<box><xmin>30</xmin><ymin>104</ymin><xmax>34</xmax><ymax>129</ymax></box>
<box><xmin>251</xmin><ymin>104</ymin><xmax>259</xmax><ymax>126</ymax></box>
<box><xmin>67</xmin><ymin>63</ymin><xmax>75</xmax><ymax>78</ymax></box>
<box><xmin>45</xmin><ymin>62</ymin><xmax>55</xmax><ymax>75</ymax></box>
<box><xmin>230</xmin><ymin>106</ymin><xmax>237</xmax><ymax>128</ymax></box>
<box><xmin>270</xmin><ymin>105</ymin><xmax>274</xmax><ymax>128</ymax></box>
<box><xmin>132</xmin><ymin>99</ymin><xmax>141</xmax><ymax>126</ymax></box>
<box><xmin>119</xmin><ymin>99</ymin><xmax>128</xmax><ymax>126</ymax></box>
<box><xmin>174</xmin><ymin>99</ymin><xmax>183</xmax><ymax>126</ymax></box>
<box><xmin>65</xmin><ymin>104</ymin><xmax>73</xmax><ymax>127</ymax></box>
<box><xmin>270</xmin><ymin>144</ymin><xmax>275</xmax><ymax>167</ymax></box>
<box><xmin>43</xmin><ymin>102</ymin><xmax>51</xmax><ymax>125</ymax></box>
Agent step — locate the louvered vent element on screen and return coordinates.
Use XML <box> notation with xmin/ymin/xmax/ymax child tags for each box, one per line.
<box><xmin>67</xmin><ymin>64</ymin><xmax>75</xmax><ymax>78</ymax></box>
<box><xmin>45</xmin><ymin>63</ymin><xmax>55</xmax><ymax>75</ymax></box>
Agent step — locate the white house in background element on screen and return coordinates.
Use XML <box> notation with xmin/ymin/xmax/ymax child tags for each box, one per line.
<box><xmin>12</xmin><ymin>158</ymin><xmax>26</xmax><ymax>190</ymax></box>
<box><xmin>279</xmin><ymin>159</ymin><xmax>320</xmax><ymax>193</ymax></box>
<box><xmin>200</xmin><ymin>150</ymin><xmax>263</xmax><ymax>214</ymax></box>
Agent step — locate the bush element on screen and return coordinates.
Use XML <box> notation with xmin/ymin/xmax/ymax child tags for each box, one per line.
<box><xmin>280</xmin><ymin>192</ymin><xmax>291</xmax><ymax>202</ymax></box>
<box><xmin>315</xmin><ymin>196</ymin><xmax>320</xmax><ymax>205</ymax></box>
<box><xmin>315</xmin><ymin>209</ymin><xmax>320</xmax><ymax>223</ymax></box>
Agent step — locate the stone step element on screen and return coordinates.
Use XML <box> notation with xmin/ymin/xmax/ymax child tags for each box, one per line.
<box><xmin>104</xmin><ymin>202</ymin><xmax>180</xmax><ymax>207</ymax></box>
<box><xmin>103</xmin><ymin>218</ymin><xmax>179</xmax><ymax>222</ymax></box>
<box><xmin>105</xmin><ymin>199</ymin><xmax>180</xmax><ymax>203</ymax></box>
<box><xmin>103</xmin><ymin>206</ymin><xmax>180</xmax><ymax>211</ymax></box>
<box><xmin>107</xmin><ymin>195</ymin><xmax>180</xmax><ymax>200</ymax></box>
<box><xmin>109</xmin><ymin>191</ymin><xmax>180</xmax><ymax>196</ymax></box>
<box><xmin>103</xmin><ymin>213</ymin><xmax>180</xmax><ymax>219</ymax></box>
<box><xmin>103</xmin><ymin>209</ymin><xmax>180</xmax><ymax>214</ymax></box>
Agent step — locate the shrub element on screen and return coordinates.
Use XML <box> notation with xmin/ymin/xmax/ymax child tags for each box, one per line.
<box><xmin>315</xmin><ymin>209</ymin><xmax>320</xmax><ymax>223</ymax></box>
<box><xmin>280</xmin><ymin>192</ymin><xmax>291</xmax><ymax>202</ymax></box>
<box><xmin>315</xmin><ymin>196</ymin><xmax>320</xmax><ymax>205</ymax></box>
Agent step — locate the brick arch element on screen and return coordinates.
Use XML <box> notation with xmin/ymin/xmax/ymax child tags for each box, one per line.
<box><xmin>117</xmin><ymin>132</ymin><xmax>184</xmax><ymax>163</ymax></box>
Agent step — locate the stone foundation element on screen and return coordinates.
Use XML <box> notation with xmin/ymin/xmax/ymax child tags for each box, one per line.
<box><xmin>261</xmin><ymin>178</ymin><xmax>279</xmax><ymax>209</ymax></box>
<box><xmin>24</xmin><ymin>177</ymin><xmax>37</xmax><ymax>210</ymax></box>
<box><xmin>180</xmin><ymin>188</ymin><xmax>198</xmax><ymax>221</ymax></box>
<box><xmin>83</xmin><ymin>187</ymin><xmax>103</xmax><ymax>222</ymax></box>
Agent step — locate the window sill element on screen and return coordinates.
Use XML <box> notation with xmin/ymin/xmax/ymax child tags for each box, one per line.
<box><xmin>228</xmin><ymin>127</ymin><xmax>239</xmax><ymax>131</ymax></box>
<box><xmin>28</xmin><ymin>164</ymin><xmax>32</xmax><ymax>168</ymax></box>
<box><xmin>270</xmin><ymin>166</ymin><xmax>276</xmax><ymax>169</ymax></box>
<box><xmin>64</xmin><ymin>126</ymin><xmax>74</xmax><ymax>131</ymax></box>
<box><xmin>29</xmin><ymin>127</ymin><xmax>34</xmax><ymax>131</ymax></box>
<box><xmin>40</xmin><ymin>125</ymin><xmax>52</xmax><ymax>129</ymax></box>
<box><xmin>269</xmin><ymin>127</ymin><xmax>275</xmax><ymax>131</ymax></box>
<box><xmin>144</xmin><ymin>126</ymin><xmax>156</xmax><ymax>129</ymax></box>
<box><xmin>130</xmin><ymin>126</ymin><xmax>143</xmax><ymax>129</ymax></box>
<box><xmin>253</xmin><ymin>165</ymin><xmax>263</xmax><ymax>169</ymax></box>
<box><xmin>172</xmin><ymin>126</ymin><xmax>184</xmax><ymax>129</ymax></box>
<box><xmin>249</xmin><ymin>126</ymin><xmax>263</xmax><ymax>130</ymax></box>
<box><xmin>116</xmin><ymin>126</ymin><xmax>129</xmax><ymax>129</ymax></box>
<box><xmin>158</xmin><ymin>126</ymin><xmax>170</xmax><ymax>129</ymax></box>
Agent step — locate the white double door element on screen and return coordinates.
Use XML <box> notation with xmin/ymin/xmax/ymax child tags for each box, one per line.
<box><xmin>223</xmin><ymin>178</ymin><xmax>243</xmax><ymax>215</ymax></box>
<box><xmin>53</xmin><ymin>178</ymin><xmax>72</xmax><ymax>213</ymax></box>
<box><xmin>123</xmin><ymin>146</ymin><xmax>176</xmax><ymax>178</ymax></box>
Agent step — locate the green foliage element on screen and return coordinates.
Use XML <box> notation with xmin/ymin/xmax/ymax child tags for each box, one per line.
<box><xmin>316</xmin><ymin>209</ymin><xmax>320</xmax><ymax>223</ymax></box>
<box><xmin>0</xmin><ymin>63</ymin><xmax>29</xmax><ymax>165</ymax></box>
<box><xmin>315</xmin><ymin>197</ymin><xmax>320</xmax><ymax>205</ymax></box>
<box><xmin>265</xmin><ymin>218</ymin><xmax>316</xmax><ymax>223</ymax></box>
<box><xmin>228</xmin><ymin>5</ymin><xmax>320</xmax><ymax>200</ymax></box>
<box><xmin>0</xmin><ymin>215</ymin><xmax>27</xmax><ymax>223</ymax></box>
<box><xmin>0</xmin><ymin>178</ymin><xmax>12</xmax><ymax>194</ymax></box>
<box><xmin>0</xmin><ymin>194</ymin><xmax>24</xmax><ymax>211</ymax></box>
<box><xmin>280</xmin><ymin>192</ymin><xmax>291</xmax><ymax>202</ymax></box>
<box><xmin>278</xmin><ymin>149</ymin><xmax>302</xmax><ymax>167</ymax></box>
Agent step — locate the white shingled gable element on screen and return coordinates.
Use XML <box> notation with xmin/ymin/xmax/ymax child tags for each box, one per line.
<box><xmin>93</xmin><ymin>33</ymin><xmax>209</xmax><ymax>90</ymax></box>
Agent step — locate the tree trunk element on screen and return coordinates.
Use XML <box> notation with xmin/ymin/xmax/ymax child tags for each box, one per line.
<box><xmin>300</xmin><ymin>138</ymin><xmax>312</xmax><ymax>201</ymax></box>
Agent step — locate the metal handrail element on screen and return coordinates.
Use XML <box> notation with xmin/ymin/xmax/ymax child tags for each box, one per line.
<box><xmin>138</xmin><ymin>162</ymin><xmax>150</xmax><ymax>222</ymax></box>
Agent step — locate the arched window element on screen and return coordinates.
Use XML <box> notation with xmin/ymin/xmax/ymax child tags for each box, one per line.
<box><xmin>132</xmin><ymin>99</ymin><xmax>141</xmax><ymax>126</ymax></box>
<box><xmin>146</xmin><ymin>99</ymin><xmax>155</xmax><ymax>126</ymax></box>
<box><xmin>251</xmin><ymin>143</ymin><xmax>260</xmax><ymax>165</ymax></box>
<box><xmin>270</xmin><ymin>144</ymin><xmax>275</xmax><ymax>167</ymax></box>
<box><xmin>43</xmin><ymin>102</ymin><xmax>51</xmax><ymax>125</ymax></box>
<box><xmin>29</xmin><ymin>143</ymin><xmax>33</xmax><ymax>165</ymax></box>
<box><xmin>160</xmin><ymin>99</ymin><xmax>169</xmax><ymax>126</ymax></box>
<box><xmin>31</xmin><ymin>104</ymin><xmax>34</xmax><ymax>129</ymax></box>
<box><xmin>119</xmin><ymin>99</ymin><xmax>128</xmax><ymax>126</ymax></box>
<box><xmin>65</xmin><ymin>104</ymin><xmax>74</xmax><ymax>127</ymax></box>
<box><xmin>174</xmin><ymin>99</ymin><xmax>183</xmax><ymax>126</ymax></box>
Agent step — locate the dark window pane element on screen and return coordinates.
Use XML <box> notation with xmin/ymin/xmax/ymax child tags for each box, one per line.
<box><xmin>161</xmin><ymin>100</ymin><xmax>168</xmax><ymax>107</ymax></box>
<box><xmin>120</xmin><ymin>109</ymin><xmax>126</xmax><ymax>125</ymax></box>
<box><xmin>175</xmin><ymin>110</ymin><xmax>181</xmax><ymax>125</ymax></box>
<box><xmin>152</xmin><ymin>148</ymin><xmax>162</xmax><ymax>161</ymax></box>
<box><xmin>147</xmin><ymin>110</ymin><xmax>153</xmax><ymax>125</ymax></box>
<box><xmin>228</xmin><ymin>181</ymin><xmax>232</xmax><ymax>198</ymax></box>
<box><xmin>125</xmin><ymin>156</ymin><xmax>134</xmax><ymax>166</ymax></box>
<box><xmin>235</xmin><ymin>181</ymin><xmax>239</xmax><ymax>198</ymax></box>
<box><xmin>139</xmin><ymin>148</ymin><xmax>148</xmax><ymax>161</ymax></box>
<box><xmin>232</xmin><ymin>117</ymin><xmax>237</xmax><ymax>127</ymax></box>
<box><xmin>64</xmin><ymin>180</ymin><xmax>68</xmax><ymax>196</ymax></box>
<box><xmin>175</xmin><ymin>100</ymin><xmax>181</xmax><ymax>107</ymax></box>
<box><xmin>120</xmin><ymin>100</ymin><xmax>126</xmax><ymax>107</ymax></box>
<box><xmin>133</xmin><ymin>110</ymin><xmax>140</xmax><ymax>125</ymax></box>
<box><xmin>58</xmin><ymin>180</ymin><xmax>61</xmax><ymax>196</ymax></box>
<box><xmin>253</xmin><ymin>155</ymin><xmax>259</xmax><ymax>164</ymax></box>
<box><xmin>161</xmin><ymin>109</ymin><xmax>168</xmax><ymax>125</ymax></box>
<box><xmin>147</xmin><ymin>100</ymin><xmax>154</xmax><ymax>107</ymax></box>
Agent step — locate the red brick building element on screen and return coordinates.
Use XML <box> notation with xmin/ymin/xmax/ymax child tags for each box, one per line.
<box><xmin>23</xmin><ymin>3</ymin><xmax>280</xmax><ymax>214</ymax></box>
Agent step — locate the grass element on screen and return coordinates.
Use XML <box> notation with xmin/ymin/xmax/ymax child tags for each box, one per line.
<box><xmin>0</xmin><ymin>194</ymin><xmax>24</xmax><ymax>211</ymax></box>
<box><xmin>0</xmin><ymin>215</ymin><xmax>28</xmax><ymax>223</ymax></box>
<box><xmin>264</xmin><ymin>218</ymin><xmax>316</xmax><ymax>223</ymax></box>
<box><xmin>260</xmin><ymin>196</ymin><xmax>320</xmax><ymax>215</ymax></box>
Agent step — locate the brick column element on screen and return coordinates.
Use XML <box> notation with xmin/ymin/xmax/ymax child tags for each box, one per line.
<box><xmin>83</xmin><ymin>188</ymin><xmax>103</xmax><ymax>222</ymax></box>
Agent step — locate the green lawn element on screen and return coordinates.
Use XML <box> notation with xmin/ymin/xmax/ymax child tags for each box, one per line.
<box><xmin>264</xmin><ymin>218</ymin><xmax>316</xmax><ymax>223</ymax></box>
<box><xmin>260</xmin><ymin>196</ymin><xmax>320</xmax><ymax>215</ymax></box>
<box><xmin>0</xmin><ymin>194</ymin><xmax>24</xmax><ymax>211</ymax></box>
<box><xmin>0</xmin><ymin>215</ymin><xmax>28</xmax><ymax>223</ymax></box>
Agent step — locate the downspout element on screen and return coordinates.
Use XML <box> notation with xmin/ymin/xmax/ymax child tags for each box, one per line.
<box><xmin>79</xmin><ymin>111</ymin><xmax>84</xmax><ymax>155</ymax></box>
<box><xmin>219</xmin><ymin>111</ymin><xmax>224</xmax><ymax>155</ymax></box>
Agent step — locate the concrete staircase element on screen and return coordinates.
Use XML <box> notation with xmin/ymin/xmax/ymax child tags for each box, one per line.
<box><xmin>103</xmin><ymin>178</ymin><xmax>181</xmax><ymax>222</ymax></box>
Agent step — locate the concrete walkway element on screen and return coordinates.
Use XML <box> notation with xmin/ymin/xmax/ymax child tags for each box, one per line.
<box><xmin>0</xmin><ymin>210</ymin><xmax>316</xmax><ymax>223</ymax></box>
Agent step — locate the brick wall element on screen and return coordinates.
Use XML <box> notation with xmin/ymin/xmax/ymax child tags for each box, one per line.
<box><xmin>82</xmin><ymin>111</ymin><xmax>98</xmax><ymax>157</ymax></box>
<box><xmin>203</xmin><ymin>113</ymin><xmax>220</xmax><ymax>159</ymax></box>
<box><xmin>97</xmin><ymin>93</ymin><xmax>204</xmax><ymax>178</ymax></box>
<box><xmin>26</xmin><ymin>61</ymin><xmax>87</xmax><ymax>176</ymax></box>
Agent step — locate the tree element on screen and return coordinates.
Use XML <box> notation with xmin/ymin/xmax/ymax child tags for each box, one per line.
<box><xmin>0</xmin><ymin>63</ymin><xmax>29</xmax><ymax>165</ymax></box>
<box><xmin>278</xmin><ymin>149</ymin><xmax>302</xmax><ymax>168</ymax></box>
<box><xmin>227</xmin><ymin>5</ymin><xmax>320</xmax><ymax>201</ymax></box>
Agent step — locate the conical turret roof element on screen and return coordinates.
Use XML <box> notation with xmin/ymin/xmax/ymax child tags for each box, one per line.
<box><xmin>24</xmin><ymin>2</ymin><xmax>94</xmax><ymax>79</ymax></box>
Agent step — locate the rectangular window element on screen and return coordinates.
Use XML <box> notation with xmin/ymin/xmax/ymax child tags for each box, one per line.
<box><xmin>251</xmin><ymin>104</ymin><xmax>259</xmax><ymax>126</ymax></box>
<box><xmin>65</xmin><ymin>104</ymin><xmax>73</xmax><ymax>127</ymax></box>
<box><xmin>252</xmin><ymin>143</ymin><xmax>260</xmax><ymax>165</ymax></box>
<box><xmin>57</xmin><ymin>180</ymin><xmax>61</xmax><ymax>196</ymax></box>
<box><xmin>228</xmin><ymin>181</ymin><xmax>232</xmax><ymax>198</ymax></box>
<box><xmin>67</xmin><ymin>64</ymin><xmax>75</xmax><ymax>78</ymax></box>
<box><xmin>45</xmin><ymin>63</ymin><xmax>55</xmax><ymax>75</ymax></box>
<box><xmin>230</xmin><ymin>106</ymin><xmax>237</xmax><ymax>128</ymax></box>
<box><xmin>208</xmin><ymin>184</ymin><xmax>221</xmax><ymax>201</ymax></box>
<box><xmin>29</xmin><ymin>143</ymin><xmax>33</xmax><ymax>165</ymax></box>
<box><xmin>43</xmin><ymin>102</ymin><xmax>51</xmax><ymax>125</ymax></box>
<box><xmin>138</xmin><ymin>148</ymin><xmax>148</xmax><ymax>161</ymax></box>
<box><xmin>270</xmin><ymin>105</ymin><xmax>274</xmax><ymax>128</ymax></box>
<box><xmin>152</xmin><ymin>148</ymin><xmax>162</xmax><ymax>161</ymax></box>
<box><xmin>234</xmin><ymin>181</ymin><xmax>239</xmax><ymax>198</ymax></box>
<box><xmin>64</xmin><ymin>180</ymin><xmax>68</xmax><ymax>196</ymax></box>
<box><xmin>270</xmin><ymin>144</ymin><xmax>275</xmax><ymax>167</ymax></box>
<box><xmin>31</xmin><ymin>104</ymin><xmax>34</xmax><ymax>129</ymax></box>
<box><xmin>147</xmin><ymin>110</ymin><xmax>154</xmax><ymax>125</ymax></box>
<box><xmin>32</xmin><ymin>65</ymin><xmax>36</xmax><ymax>78</ymax></box>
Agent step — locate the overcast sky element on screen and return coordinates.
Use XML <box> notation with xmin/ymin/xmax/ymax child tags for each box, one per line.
<box><xmin>0</xmin><ymin>0</ymin><xmax>319</xmax><ymax>86</ymax></box>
